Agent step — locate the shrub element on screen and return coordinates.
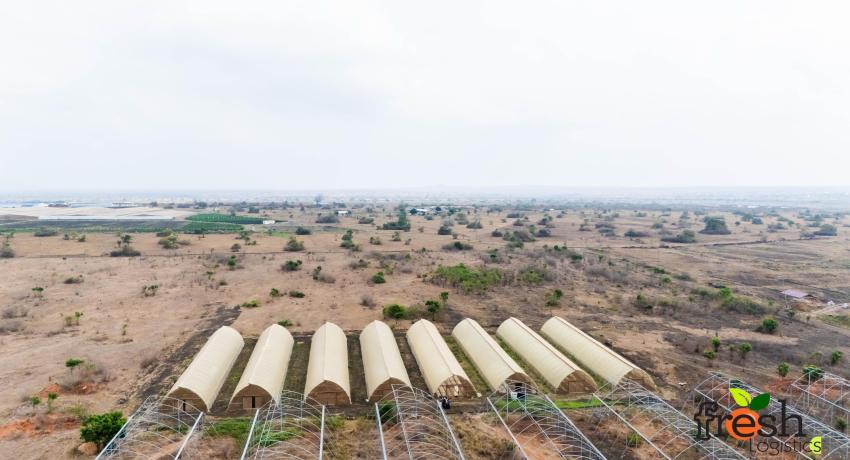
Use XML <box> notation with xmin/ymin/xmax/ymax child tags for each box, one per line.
<box><xmin>425</xmin><ymin>300</ymin><xmax>442</xmax><ymax>319</ymax></box>
<box><xmin>34</xmin><ymin>228</ymin><xmax>59</xmax><ymax>237</ymax></box>
<box><xmin>761</xmin><ymin>317</ymin><xmax>779</xmax><ymax>334</ymax></box>
<box><xmin>777</xmin><ymin>362</ymin><xmax>789</xmax><ymax>377</ymax></box>
<box><xmin>383</xmin><ymin>304</ymin><xmax>407</xmax><ymax>320</ymax></box>
<box><xmin>316</xmin><ymin>214</ymin><xmax>339</xmax><ymax>224</ymax></box>
<box><xmin>371</xmin><ymin>272</ymin><xmax>386</xmax><ymax>284</ymax></box>
<box><xmin>241</xmin><ymin>299</ymin><xmax>260</xmax><ymax>308</ymax></box>
<box><xmin>803</xmin><ymin>365</ymin><xmax>824</xmax><ymax>381</ymax></box>
<box><xmin>815</xmin><ymin>224</ymin><xmax>838</xmax><ymax>236</ymax></box>
<box><xmin>831</xmin><ymin>351</ymin><xmax>844</xmax><ymax>365</ymax></box>
<box><xmin>536</xmin><ymin>228</ymin><xmax>552</xmax><ymax>237</ymax></box>
<box><xmin>230</xmin><ymin>243</ymin><xmax>241</xmax><ymax>252</ymax></box>
<box><xmin>282</xmin><ymin>260</ymin><xmax>303</xmax><ymax>271</ymax></box>
<box><xmin>358</xmin><ymin>217</ymin><xmax>374</xmax><ymax>224</ymax></box>
<box><xmin>80</xmin><ymin>411</ymin><xmax>127</xmax><ymax>448</ymax></box>
<box><xmin>430</xmin><ymin>264</ymin><xmax>501</xmax><ymax>293</ymax></box>
<box><xmin>545</xmin><ymin>289</ymin><xmax>563</xmax><ymax>307</ymax></box>
<box><xmin>634</xmin><ymin>293</ymin><xmax>652</xmax><ymax>310</ymax></box>
<box><xmin>466</xmin><ymin>220</ymin><xmax>483</xmax><ymax>229</ymax></box>
<box><xmin>624</xmin><ymin>229</ymin><xmax>650</xmax><ymax>238</ymax></box>
<box><xmin>442</xmin><ymin>241</ymin><xmax>473</xmax><ymax>251</ymax></box>
<box><xmin>738</xmin><ymin>342</ymin><xmax>752</xmax><ymax>359</ymax></box>
<box><xmin>0</xmin><ymin>244</ymin><xmax>13</xmax><ymax>258</ymax></box>
<box><xmin>64</xmin><ymin>275</ymin><xmax>84</xmax><ymax>284</ymax></box>
<box><xmin>491</xmin><ymin>229</ymin><xmax>503</xmax><ymax>237</ymax></box>
<box><xmin>382</xmin><ymin>207</ymin><xmax>411</xmax><ymax>231</ymax></box>
<box><xmin>703</xmin><ymin>350</ymin><xmax>716</xmax><ymax>360</ymax></box>
<box><xmin>626</xmin><ymin>431</ymin><xmax>642</xmax><ymax>448</ymax></box>
<box><xmin>295</xmin><ymin>226</ymin><xmax>312</xmax><ymax>235</ymax></box>
<box><xmin>289</xmin><ymin>290</ymin><xmax>305</xmax><ymax>298</ymax></box>
<box><xmin>369</xmin><ymin>236</ymin><xmax>382</xmax><ymax>245</ymax></box>
<box><xmin>661</xmin><ymin>230</ymin><xmax>696</xmax><ymax>243</ymax></box>
<box><xmin>110</xmin><ymin>246</ymin><xmax>141</xmax><ymax>257</ymax></box>
<box><xmin>277</xmin><ymin>319</ymin><xmax>293</xmax><ymax>327</ymax></box>
<box><xmin>270</xmin><ymin>288</ymin><xmax>281</xmax><ymax>297</ymax></box>
<box><xmin>360</xmin><ymin>294</ymin><xmax>376</xmax><ymax>307</ymax></box>
<box><xmin>711</xmin><ymin>336</ymin><xmax>721</xmax><ymax>352</ymax></box>
<box><xmin>66</xmin><ymin>358</ymin><xmax>85</xmax><ymax>371</ymax></box>
<box><xmin>700</xmin><ymin>217</ymin><xmax>731</xmax><ymax>235</ymax></box>
<box><xmin>349</xmin><ymin>259</ymin><xmax>369</xmax><ymax>269</ymax></box>
<box><xmin>187</xmin><ymin>214</ymin><xmax>262</xmax><ymax>224</ymax></box>
<box><xmin>437</xmin><ymin>225</ymin><xmax>453</xmax><ymax>235</ymax></box>
<box><xmin>284</xmin><ymin>237</ymin><xmax>304</xmax><ymax>251</ymax></box>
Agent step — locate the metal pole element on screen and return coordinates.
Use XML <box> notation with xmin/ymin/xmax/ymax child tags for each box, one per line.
<box><xmin>436</xmin><ymin>399</ymin><xmax>465</xmax><ymax>460</ymax></box>
<box><xmin>486</xmin><ymin>398</ymin><xmax>529</xmax><ymax>460</ymax></box>
<box><xmin>174</xmin><ymin>412</ymin><xmax>204</xmax><ymax>459</ymax></box>
<box><xmin>240</xmin><ymin>408</ymin><xmax>260</xmax><ymax>460</ymax></box>
<box><xmin>318</xmin><ymin>405</ymin><xmax>325</xmax><ymax>460</ymax></box>
<box><xmin>375</xmin><ymin>403</ymin><xmax>389</xmax><ymax>460</ymax></box>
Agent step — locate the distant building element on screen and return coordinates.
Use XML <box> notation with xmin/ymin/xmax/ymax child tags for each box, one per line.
<box><xmin>781</xmin><ymin>289</ymin><xmax>810</xmax><ymax>300</ymax></box>
<box><xmin>336</xmin><ymin>210</ymin><xmax>350</xmax><ymax>216</ymax></box>
<box><xmin>262</xmin><ymin>220</ymin><xmax>275</xmax><ymax>225</ymax></box>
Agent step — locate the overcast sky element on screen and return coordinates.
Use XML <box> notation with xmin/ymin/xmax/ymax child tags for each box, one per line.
<box><xmin>1</xmin><ymin>1</ymin><xmax>849</xmax><ymax>191</ymax></box>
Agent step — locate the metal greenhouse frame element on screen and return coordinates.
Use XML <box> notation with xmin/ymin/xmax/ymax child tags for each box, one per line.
<box><xmin>374</xmin><ymin>385</ymin><xmax>465</xmax><ymax>460</ymax></box>
<box><xmin>241</xmin><ymin>390</ymin><xmax>329</xmax><ymax>460</ymax></box>
<box><xmin>593</xmin><ymin>379</ymin><xmax>746</xmax><ymax>460</ymax></box>
<box><xmin>96</xmin><ymin>396</ymin><xmax>205</xmax><ymax>460</ymax></box>
<box><xmin>486</xmin><ymin>380</ymin><xmax>605</xmax><ymax>459</ymax></box>
<box><xmin>691</xmin><ymin>372</ymin><xmax>850</xmax><ymax>459</ymax></box>
<box><xmin>786</xmin><ymin>371</ymin><xmax>850</xmax><ymax>432</ymax></box>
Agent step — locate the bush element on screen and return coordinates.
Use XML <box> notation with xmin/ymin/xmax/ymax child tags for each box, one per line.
<box><xmin>442</xmin><ymin>241</ymin><xmax>473</xmax><ymax>251</ymax></box>
<box><xmin>491</xmin><ymin>229</ymin><xmax>503</xmax><ymax>237</ymax></box>
<box><xmin>761</xmin><ymin>317</ymin><xmax>779</xmax><ymax>334</ymax></box>
<box><xmin>0</xmin><ymin>244</ymin><xmax>14</xmax><ymax>258</ymax></box>
<box><xmin>437</xmin><ymin>225</ymin><xmax>453</xmax><ymax>235</ymax></box>
<box><xmin>536</xmin><ymin>228</ymin><xmax>552</xmax><ymax>237</ymax></box>
<box><xmin>34</xmin><ymin>228</ymin><xmax>59</xmax><ymax>237</ymax></box>
<box><xmin>270</xmin><ymin>288</ymin><xmax>281</xmax><ymax>297</ymax></box>
<box><xmin>803</xmin><ymin>365</ymin><xmax>824</xmax><ymax>381</ymax></box>
<box><xmin>360</xmin><ymin>294</ymin><xmax>376</xmax><ymax>307</ymax></box>
<box><xmin>289</xmin><ymin>290</ymin><xmax>305</xmax><ymax>298</ymax></box>
<box><xmin>282</xmin><ymin>260</ymin><xmax>303</xmax><ymax>271</ymax></box>
<box><xmin>815</xmin><ymin>224</ymin><xmax>838</xmax><ymax>236</ymax></box>
<box><xmin>430</xmin><ymin>264</ymin><xmax>501</xmax><ymax>293</ymax></box>
<box><xmin>700</xmin><ymin>217</ymin><xmax>731</xmax><ymax>235</ymax></box>
<box><xmin>295</xmin><ymin>227</ymin><xmax>312</xmax><ymax>235</ymax></box>
<box><xmin>110</xmin><ymin>246</ymin><xmax>141</xmax><ymax>257</ymax></box>
<box><xmin>777</xmin><ymin>362</ymin><xmax>789</xmax><ymax>377</ymax></box>
<box><xmin>371</xmin><ymin>272</ymin><xmax>386</xmax><ymax>284</ymax></box>
<box><xmin>703</xmin><ymin>350</ymin><xmax>716</xmax><ymax>360</ymax></box>
<box><xmin>80</xmin><ymin>411</ymin><xmax>126</xmax><ymax>448</ymax></box>
<box><xmin>277</xmin><ymin>319</ymin><xmax>293</xmax><ymax>327</ymax></box>
<box><xmin>241</xmin><ymin>299</ymin><xmax>260</xmax><ymax>308</ymax></box>
<box><xmin>316</xmin><ymin>214</ymin><xmax>339</xmax><ymax>224</ymax></box>
<box><xmin>624</xmin><ymin>229</ymin><xmax>650</xmax><ymax>238</ymax></box>
<box><xmin>284</xmin><ymin>237</ymin><xmax>304</xmax><ymax>252</ymax></box>
<box><xmin>358</xmin><ymin>217</ymin><xmax>374</xmax><ymax>225</ymax></box>
<box><xmin>382</xmin><ymin>207</ymin><xmax>411</xmax><ymax>231</ymax></box>
<box><xmin>466</xmin><ymin>220</ymin><xmax>483</xmax><ymax>229</ymax></box>
<box><xmin>634</xmin><ymin>293</ymin><xmax>652</xmax><ymax>310</ymax></box>
<box><xmin>661</xmin><ymin>230</ymin><xmax>696</xmax><ymax>243</ymax></box>
<box><xmin>831</xmin><ymin>351</ymin><xmax>844</xmax><ymax>365</ymax></box>
<box><xmin>383</xmin><ymin>304</ymin><xmax>407</xmax><ymax>320</ymax></box>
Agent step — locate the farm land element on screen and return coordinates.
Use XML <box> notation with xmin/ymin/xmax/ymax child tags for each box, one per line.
<box><xmin>1</xmin><ymin>202</ymin><xmax>849</xmax><ymax>458</ymax></box>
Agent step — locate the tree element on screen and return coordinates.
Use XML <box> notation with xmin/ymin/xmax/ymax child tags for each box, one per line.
<box><xmin>425</xmin><ymin>300</ymin><xmax>442</xmax><ymax>320</ymax></box>
<box><xmin>227</xmin><ymin>255</ymin><xmax>237</xmax><ymax>269</ymax></box>
<box><xmin>80</xmin><ymin>412</ymin><xmax>127</xmax><ymax>448</ymax></box>
<box><xmin>284</xmin><ymin>237</ymin><xmax>305</xmax><ymax>251</ymax></box>
<box><xmin>803</xmin><ymin>365</ymin><xmax>824</xmax><ymax>381</ymax></box>
<box><xmin>711</xmin><ymin>336</ymin><xmax>721</xmax><ymax>352</ymax></box>
<box><xmin>371</xmin><ymin>272</ymin><xmax>386</xmax><ymax>284</ymax></box>
<box><xmin>439</xmin><ymin>291</ymin><xmax>449</xmax><ymax>306</ymax></box>
<box><xmin>738</xmin><ymin>342</ymin><xmax>752</xmax><ymax>359</ymax></box>
<box><xmin>700</xmin><ymin>216</ymin><xmax>731</xmax><ymax>235</ymax></box>
<box><xmin>777</xmin><ymin>362</ymin><xmax>789</xmax><ymax>377</ymax></box>
<box><xmin>815</xmin><ymin>224</ymin><xmax>838</xmax><ymax>236</ymax></box>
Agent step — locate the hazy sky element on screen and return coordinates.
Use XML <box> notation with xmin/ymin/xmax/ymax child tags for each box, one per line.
<box><xmin>2</xmin><ymin>1</ymin><xmax>849</xmax><ymax>191</ymax></box>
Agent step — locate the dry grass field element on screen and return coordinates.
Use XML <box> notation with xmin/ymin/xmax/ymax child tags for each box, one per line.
<box><xmin>1</xmin><ymin>204</ymin><xmax>848</xmax><ymax>458</ymax></box>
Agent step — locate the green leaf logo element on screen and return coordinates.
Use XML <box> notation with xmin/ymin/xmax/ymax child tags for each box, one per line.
<box><xmin>730</xmin><ymin>388</ymin><xmax>752</xmax><ymax>407</ymax></box>
<box><xmin>729</xmin><ymin>388</ymin><xmax>771</xmax><ymax>410</ymax></box>
<box><xmin>750</xmin><ymin>393</ymin><xmax>771</xmax><ymax>411</ymax></box>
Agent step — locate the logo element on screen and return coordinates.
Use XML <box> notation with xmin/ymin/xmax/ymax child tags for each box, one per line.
<box><xmin>694</xmin><ymin>387</ymin><xmax>821</xmax><ymax>455</ymax></box>
<box><xmin>726</xmin><ymin>388</ymin><xmax>769</xmax><ymax>440</ymax></box>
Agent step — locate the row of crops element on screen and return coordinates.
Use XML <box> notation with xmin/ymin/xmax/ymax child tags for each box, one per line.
<box><xmin>186</xmin><ymin>213</ymin><xmax>264</xmax><ymax>224</ymax></box>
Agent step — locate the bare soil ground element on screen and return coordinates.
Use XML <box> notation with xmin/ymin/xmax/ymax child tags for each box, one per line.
<box><xmin>1</xmin><ymin>206</ymin><xmax>848</xmax><ymax>458</ymax></box>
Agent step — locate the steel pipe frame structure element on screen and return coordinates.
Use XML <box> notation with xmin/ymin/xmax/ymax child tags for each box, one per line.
<box><xmin>593</xmin><ymin>379</ymin><xmax>747</xmax><ymax>460</ymax></box>
<box><xmin>485</xmin><ymin>380</ymin><xmax>605</xmax><ymax>460</ymax></box>
<box><xmin>241</xmin><ymin>390</ymin><xmax>329</xmax><ymax>460</ymax></box>
<box><xmin>96</xmin><ymin>396</ymin><xmax>205</xmax><ymax>460</ymax></box>
<box><xmin>374</xmin><ymin>385</ymin><xmax>465</xmax><ymax>460</ymax></box>
<box><xmin>690</xmin><ymin>372</ymin><xmax>850</xmax><ymax>459</ymax></box>
<box><xmin>786</xmin><ymin>371</ymin><xmax>850</xmax><ymax>434</ymax></box>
